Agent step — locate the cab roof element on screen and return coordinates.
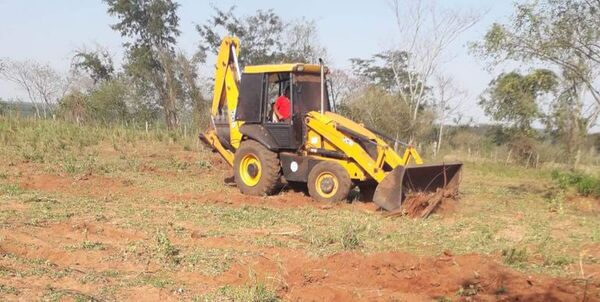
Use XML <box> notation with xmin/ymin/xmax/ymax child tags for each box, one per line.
<box><xmin>243</xmin><ymin>63</ymin><xmax>327</xmax><ymax>74</ymax></box>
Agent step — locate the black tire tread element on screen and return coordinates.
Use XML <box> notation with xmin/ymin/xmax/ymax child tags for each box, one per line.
<box><xmin>233</xmin><ymin>140</ymin><xmax>280</xmax><ymax>196</ymax></box>
<box><xmin>307</xmin><ymin>161</ymin><xmax>352</xmax><ymax>203</ymax></box>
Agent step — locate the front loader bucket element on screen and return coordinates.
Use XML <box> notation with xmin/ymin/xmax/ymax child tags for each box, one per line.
<box><xmin>373</xmin><ymin>162</ymin><xmax>463</xmax><ymax>212</ymax></box>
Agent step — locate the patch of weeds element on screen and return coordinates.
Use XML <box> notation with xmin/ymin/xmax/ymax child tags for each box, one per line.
<box><xmin>169</xmin><ymin>158</ymin><xmax>190</xmax><ymax>171</ymax></box>
<box><xmin>196</xmin><ymin>160</ymin><xmax>212</xmax><ymax>170</ymax></box>
<box><xmin>43</xmin><ymin>286</ymin><xmax>100</xmax><ymax>302</ymax></box>
<box><xmin>456</xmin><ymin>281</ymin><xmax>480</xmax><ymax>297</ymax></box>
<box><xmin>20</xmin><ymin>147</ymin><xmax>45</xmax><ymax>163</ymax></box>
<box><xmin>0</xmin><ymin>266</ymin><xmax>14</xmax><ymax>277</ymax></box>
<box><xmin>172</xmin><ymin>224</ymin><xmax>186</xmax><ymax>235</ymax></box>
<box><xmin>254</xmin><ymin>236</ymin><xmax>291</xmax><ymax>249</ymax></box>
<box><xmin>551</xmin><ymin>170</ymin><xmax>600</xmax><ymax>198</ymax></box>
<box><xmin>154</xmin><ymin>231</ymin><xmax>180</xmax><ymax>266</ymax></box>
<box><xmin>592</xmin><ymin>228</ymin><xmax>600</xmax><ymax>243</ymax></box>
<box><xmin>79</xmin><ymin>273</ymin><xmax>106</xmax><ymax>284</ymax></box>
<box><xmin>307</xmin><ymin>232</ymin><xmax>336</xmax><ymax>250</ymax></box>
<box><xmin>494</xmin><ymin>285</ymin><xmax>508</xmax><ymax>295</ymax></box>
<box><xmin>118</xmin><ymin>241</ymin><xmax>149</xmax><ymax>263</ymax></box>
<box><xmin>77</xmin><ymin>241</ymin><xmax>106</xmax><ymax>251</ymax></box>
<box><xmin>203</xmin><ymin>282</ymin><xmax>279</xmax><ymax>302</ymax></box>
<box><xmin>0</xmin><ymin>172</ymin><xmax>8</xmax><ymax>179</ymax></box>
<box><xmin>543</xmin><ymin>254</ymin><xmax>573</xmax><ymax>268</ymax></box>
<box><xmin>132</xmin><ymin>274</ymin><xmax>174</xmax><ymax>289</ymax></box>
<box><xmin>101</xmin><ymin>270</ymin><xmax>120</xmax><ymax>277</ymax></box>
<box><xmin>61</xmin><ymin>154</ymin><xmax>79</xmax><ymax>174</ymax></box>
<box><xmin>339</xmin><ymin>223</ymin><xmax>363</xmax><ymax>250</ymax></box>
<box><xmin>0</xmin><ymin>283</ymin><xmax>20</xmax><ymax>295</ymax></box>
<box><xmin>1</xmin><ymin>184</ymin><xmax>22</xmax><ymax>196</ymax></box>
<box><xmin>433</xmin><ymin>297</ymin><xmax>452</xmax><ymax>302</ymax></box>
<box><xmin>65</xmin><ymin>240</ymin><xmax>106</xmax><ymax>251</ymax></box>
<box><xmin>25</xmin><ymin>217</ymin><xmax>46</xmax><ymax>227</ymax></box>
<box><xmin>501</xmin><ymin>247</ymin><xmax>528</xmax><ymax>266</ymax></box>
<box><xmin>24</xmin><ymin>196</ymin><xmax>58</xmax><ymax>204</ymax></box>
<box><xmin>185</xmin><ymin>248</ymin><xmax>235</xmax><ymax>276</ymax></box>
<box><xmin>542</xmin><ymin>189</ymin><xmax>565</xmax><ymax>213</ymax></box>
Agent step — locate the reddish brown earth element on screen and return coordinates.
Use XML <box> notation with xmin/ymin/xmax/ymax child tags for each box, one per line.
<box><xmin>1</xmin><ymin>155</ymin><xmax>599</xmax><ymax>301</ymax></box>
<box><xmin>0</xmin><ymin>220</ymin><xmax>597</xmax><ymax>301</ymax></box>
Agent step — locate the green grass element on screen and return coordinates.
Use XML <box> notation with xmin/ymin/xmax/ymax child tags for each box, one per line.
<box><xmin>1</xmin><ymin>117</ymin><xmax>599</xmax><ymax>299</ymax></box>
<box><xmin>552</xmin><ymin>170</ymin><xmax>600</xmax><ymax>198</ymax></box>
<box><xmin>185</xmin><ymin>247</ymin><xmax>236</xmax><ymax>276</ymax></box>
<box><xmin>198</xmin><ymin>282</ymin><xmax>280</xmax><ymax>302</ymax></box>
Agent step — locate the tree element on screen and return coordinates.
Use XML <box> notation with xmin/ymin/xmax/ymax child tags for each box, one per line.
<box><xmin>172</xmin><ymin>51</ymin><xmax>207</xmax><ymax>128</ymax></box>
<box><xmin>197</xmin><ymin>7</ymin><xmax>285</xmax><ymax>66</ymax></box>
<box><xmin>473</xmin><ymin>0</ymin><xmax>600</xmax><ymax>133</ymax></box>
<box><xmin>340</xmin><ymin>86</ymin><xmax>412</xmax><ymax>140</ymax></box>
<box><xmin>480</xmin><ymin>69</ymin><xmax>557</xmax><ymax>133</ymax></box>
<box><xmin>197</xmin><ymin>6</ymin><xmax>327</xmax><ymax>66</ymax></box>
<box><xmin>480</xmin><ymin>69</ymin><xmax>557</xmax><ymax>164</ymax></box>
<box><xmin>432</xmin><ymin>74</ymin><xmax>465</xmax><ymax>156</ymax></box>
<box><xmin>105</xmin><ymin>0</ymin><xmax>183</xmax><ymax>129</ymax></box>
<box><xmin>344</xmin><ymin>51</ymin><xmax>435</xmax><ymax>146</ymax></box>
<box><xmin>284</xmin><ymin>18</ymin><xmax>328</xmax><ymax>63</ymax></box>
<box><xmin>350</xmin><ymin>50</ymin><xmax>414</xmax><ymax>93</ymax></box>
<box><xmin>0</xmin><ymin>59</ymin><xmax>68</xmax><ymax>118</ymax></box>
<box><xmin>328</xmin><ymin>68</ymin><xmax>364</xmax><ymax>110</ymax></box>
<box><xmin>73</xmin><ymin>47</ymin><xmax>115</xmax><ymax>84</ymax></box>
<box><xmin>390</xmin><ymin>0</ymin><xmax>481</xmax><ymax>142</ymax></box>
<box><xmin>543</xmin><ymin>69</ymin><xmax>593</xmax><ymax>163</ymax></box>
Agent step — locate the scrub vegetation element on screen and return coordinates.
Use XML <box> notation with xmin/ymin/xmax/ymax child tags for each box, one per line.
<box><xmin>1</xmin><ymin>0</ymin><xmax>600</xmax><ymax>301</ymax></box>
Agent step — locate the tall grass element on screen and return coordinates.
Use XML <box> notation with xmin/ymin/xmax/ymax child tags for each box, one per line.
<box><xmin>0</xmin><ymin>116</ymin><xmax>202</xmax><ymax>168</ymax></box>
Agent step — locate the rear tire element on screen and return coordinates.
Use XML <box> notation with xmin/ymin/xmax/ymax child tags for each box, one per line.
<box><xmin>307</xmin><ymin>161</ymin><xmax>351</xmax><ymax>203</ymax></box>
<box><xmin>233</xmin><ymin>140</ymin><xmax>280</xmax><ymax>196</ymax></box>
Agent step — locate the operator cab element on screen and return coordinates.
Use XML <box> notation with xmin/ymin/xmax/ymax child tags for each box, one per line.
<box><xmin>235</xmin><ymin>63</ymin><xmax>331</xmax><ymax>150</ymax></box>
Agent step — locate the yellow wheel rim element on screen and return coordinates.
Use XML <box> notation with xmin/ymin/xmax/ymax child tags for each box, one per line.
<box><xmin>240</xmin><ymin>153</ymin><xmax>262</xmax><ymax>187</ymax></box>
<box><xmin>315</xmin><ymin>172</ymin><xmax>338</xmax><ymax>199</ymax></box>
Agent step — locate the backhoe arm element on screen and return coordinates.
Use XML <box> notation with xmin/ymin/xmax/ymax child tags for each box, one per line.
<box><xmin>201</xmin><ymin>36</ymin><xmax>243</xmax><ymax>166</ymax></box>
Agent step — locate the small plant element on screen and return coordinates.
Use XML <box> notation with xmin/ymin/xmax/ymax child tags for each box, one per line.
<box><xmin>81</xmin><ymin>241</ymin><xmax>106</xmax><ymax>251</ymax></box>
<box><xmin>501</xmin><ymin>247</ymin><xmax>528</xmax><ymax>266</ymax></box>
<box><xmin>207</xmin><ymin>282</ymin><xmax>279</xmax><ymax>302</ymax></box>
<box><xmin>155</xmin><ymin>231</ymin><xmax>180</xmax><ymax>266</ymax></box>
<box><xmin>494</xmin><ymin>285</ymin><xmax>508</xmax><ymax>295</ymax></box>
<box><xmin>1</xmin><ymin>184</ymin><xmax>22</xmax><ymax>196</ymax></box>
<box><xmin>65</xmin><ymin>241</ymin><xmax>106</xmax><ymax>251</ymax></box>
<box><xmin>456</xmin><ymin>282</ymin><xmax>479</xmax><ymax>297</ymax></box>
<box><xmin>0</xmin><ymin>283</ymin><xmax>20</xmax><ymax>295</ymax></box>
<box><xmin>551</xmin><ymin>170</ymin><xmax>600</xmax><ymax>198</ymax></box>
<box><xmin>185</xmin><ymin>248</ymin><xmax>234</xmax><ymax>276</ymax></box>
<box><xmin>196</xmin><ymin>160</ymin><xmax>212</xmax><ymax>170</ymax></box>
<box><xmin>340</xmin><ymin>224</ymin><xmax>362</xmax><ymax>250</ymax></box>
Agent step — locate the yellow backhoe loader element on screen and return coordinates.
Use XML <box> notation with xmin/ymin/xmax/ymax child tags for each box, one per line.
<box><xmin>200</xmin><ymin>36</ymin><xmax>462</xmax><ymax>212</ymax></box>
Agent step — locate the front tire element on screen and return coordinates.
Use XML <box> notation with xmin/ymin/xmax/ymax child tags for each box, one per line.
<box><xmin>307</xmin><ymin>161</ymin><xmax>351</xmax><ymax>203</ymax></box>
<box><xmin>233</xmin><ymin>140</ymin><xmax>280</xmax><ymax>196</ymax></box>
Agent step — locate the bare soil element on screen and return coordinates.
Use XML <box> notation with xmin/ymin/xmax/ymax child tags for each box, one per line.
<box><xmin>1</xmin><ymin>152</ymin><xmax>599</xmax><ymax>301</ymax></box>
<box><xmin>0</xmin><ymin>219</ymin><xmax>597</xmax><ymax>301</ymax></box>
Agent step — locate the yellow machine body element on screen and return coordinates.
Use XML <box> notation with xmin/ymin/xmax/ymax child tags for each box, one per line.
<box><xmin>201</xmin><ymin>36</ymin><xmax>462</xmax><ymax>211</ymax></box>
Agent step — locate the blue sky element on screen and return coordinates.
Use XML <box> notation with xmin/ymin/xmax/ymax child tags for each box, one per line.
<box><xmin>0</xmin><ymin>0</ymin><xmax>516</xmax><ymax>123</ymax></box>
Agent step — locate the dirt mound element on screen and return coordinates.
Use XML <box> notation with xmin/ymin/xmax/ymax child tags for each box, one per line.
<box><xmin>20</xmin><ymin>173</ymin><xmax>133</xmax><ymax>198</ymax></box>
<box><xmin>385</xmin><ymin>189</ymin><xmax>458</xmax><ymax>219</ymax></box>
<box><xmin>279</xmin><ymin>252</ymin><xmax>597</xmax><ymax>302</ymax></box>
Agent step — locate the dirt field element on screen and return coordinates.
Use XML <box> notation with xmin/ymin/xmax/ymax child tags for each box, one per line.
<box><xmin>0</xmin><ymin>120</ymin><xmax>599</xmax><ymax>301</ymax></box>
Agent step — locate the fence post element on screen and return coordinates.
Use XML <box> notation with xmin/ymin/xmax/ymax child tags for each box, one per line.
<box><xmin>505</xmin><ymin>149</ymin><xmax>512</xmax><ymax>165</ymax></box>
<box><xmin>145</xmin><ymin>121</ymin><xmax>148</xmax><ymax>134</ymax></box>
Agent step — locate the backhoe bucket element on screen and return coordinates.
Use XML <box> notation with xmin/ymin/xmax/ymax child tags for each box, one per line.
<box><xmin>373</xmin><ymin>162</ymin><xmax>463</xmax><ymax>211</ymax></box>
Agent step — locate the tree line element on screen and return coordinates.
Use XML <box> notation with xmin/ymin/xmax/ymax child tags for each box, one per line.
<box><xmin>1</xmin><ymin>0</ymin><xmax>599</xmax><ymax>166</ymax></box>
